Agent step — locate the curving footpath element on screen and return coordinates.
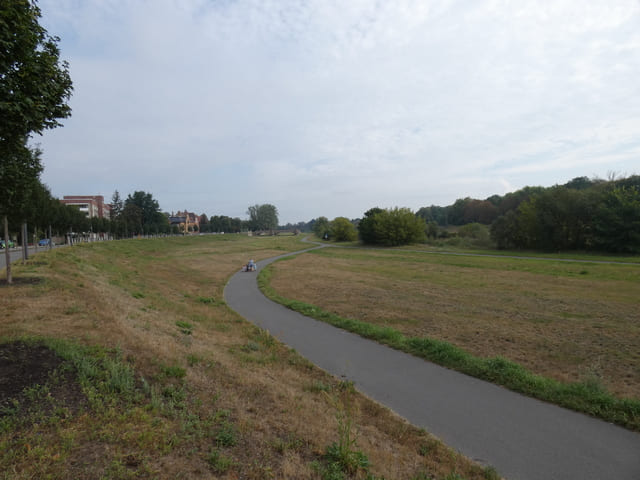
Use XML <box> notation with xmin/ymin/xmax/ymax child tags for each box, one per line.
<box><xmin>224</xmin><ymin>245</ymin><xmax>640</xmax><ymax>480</ymax></box>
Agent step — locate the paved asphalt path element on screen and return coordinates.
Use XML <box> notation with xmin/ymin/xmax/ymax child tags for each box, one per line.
<box><xmin>224</xmin><ymin>245</ymin><xmax>640</xmax><ymax>480</ymax></box>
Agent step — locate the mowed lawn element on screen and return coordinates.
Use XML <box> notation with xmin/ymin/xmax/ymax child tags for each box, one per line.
<box><xmin>0</xmin><ymin>235</ymin><xmax>492</xmax><ymax>480</ymax></box>
<box><xmin>267</xmin><ymin>247</ymin><xmax>640</xmax><ymax>401</ymax></box>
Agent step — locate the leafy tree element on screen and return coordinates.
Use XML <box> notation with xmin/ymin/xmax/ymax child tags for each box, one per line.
<box><xmin>1</xmin><ymin>0</ymin><xmax>73</xmax><ymax>282</ymax></box>
<box><xmin>462</xmin><ymin>200</ymin><xmax>499</xmax><ymax>225</ymax></box>
<box><xmin>330</xmin><ymin>217</ymin><xmax>357</xmax><ymax>242</ymax></box>
<box><xmin>592</xmin><ymin>186</ymin><xmax>640</xmax><ymax>253</ymax></box>
<box><xmin>313</xmin><ymin>216</ymin><xmax>331</xmax><ymax>239</ymax></box>
<box><xmin>126</xmin><ymin>191</ymin><xmax>159</xmax><ymax>225</ymax></box>
<box><xmin>496</xmin><ymin>186</ymin><xmax>545</xmax><ymax>216</ymax></box>
<box><xmin>359</xmin><ymin>207</ymin><xmax>425</xmax><ymax>246</ymax></box>
<box><xmin>490</xmin><ymin>211</ymin><xmax>522</xmax><ymax>249</ymax></box>
<box><xmin>247</xmin><ymin>204</ymin><xmax>278</xmax><ymax>231</ymax></box>
<box><xmin>22</xmin><ymin>179</ymin><xmax>55</xmax><ymax>241</ymax></box>
<box><xmin>417</xmin><ymin>205</ymin><xmax>449</xmax><ymax>226</ymax></box>
<box><xmin>121</xmin><ymin>203</ymin><xmax>143</xmax><ymax>236</ymax></box>
<box><xmin>0</xmin><ymin>143</ymin><xmax>43</xmax><ymax>281</ymax></box>
<box><xmin>458</xmin><ymin>222</ymin><xmax>488</xmax><ymax>239</ymax></box>
<box><xmin>447</xmin><ymin>198</ymin><xmax>471</xmax><ymax>225</ymax></box>
<box><xmin>517</xmin><ymin>187</ymin><xmax>594</xmax><ymax>251</ymax></box>
<box><xmin>0</xmin><ymin>1</ymin><xmax>72</xmax><ymax>141</ymax></box>
<box><xmin>111</xmin><ymin>190</ymin><xmax>123</xmax><ymax>219</ymax></box>
<box><xmin>109</xmin><ymin>190</ymin><xmax>124</xmax><ymax>237</ymax></box>
<box><xmin>208</xmin><ymin>215</ymin><xmax>243</xmax><ymax>233</ymax></box>
<box><xmin>358</xmin><ymin>207</ymin><xmax>384</xmax><ymax>244</ymax></box>
<box><xmin>564</xmin><ymin>176</ymin><xmax>597</xmax><ymax>190</ymax></box>
<box><xmin>0</xmin><ymin>144</ymin><xmax>42</xmax><ymax>223</ymax></box>
<box><xmin>425</xmin><ymin>221</ymin><xmax>439</xmax><ymax>239</ymax></box>
<box><xmin>124</xmin><ymin>191</ymin><xmax>167</xmax><ymax>234</ymax></box>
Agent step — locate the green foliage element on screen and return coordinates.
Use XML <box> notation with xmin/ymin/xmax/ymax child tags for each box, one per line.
<box><xmin>483</xmin><ymin>466</ymin><xmax>500</xmax><ymax>480</ymax></box>
<box><xmin>359</xmin><ymin>207</ymin><xmax>426</xmax><ymax>246</ymax></box>
<box><xmin>1</xmin><ymin>1</ymin><xmax>72</xmax><ymax>278</ymax></box>
<box><xmin>208</xmin><ymin>450</ymin><xmax>234</xmax><ymax>473</ymax></box>
<box><xmin>216</xmin><ymin>421</ymin><xmax>238</xmax><ymax>447</ymax></box>
<box><xmin>314</xmin><ymin>391</ymin><xmax>370</xmax><ymax>479</ymax></box>
<box><xmin>186</xmin><ymin>354</ymin><xmax>201</xmax><ymax>366</ymax></box>
<box><xmin>490</xmin><ymin>177</ymin><xmax>640</xmax><ymax>253</ymax></box>
<box><xmin>111</xmin><ymin>190</ymin><xmax>123</xmax><ymax>219</ymax></box>
<box><xmin>304</xmin><ymin>380</ymin><xmax>333</xmax><ymax>393</ymax></box>
<box><xmin>313</xmin><ymin>216</ymin><xmax>332</xmax><ymax>239</ymax></box>
<box><xmin>122</xmin><ymin>191</ymin><xmax>168</xmax><ymax>235</ymax></box>
<box><xmin>417</xmin><ymin>205</ymin><xmax>449</xmax><ymax>226</ymax></box>
<box><xmin>176</xmin><ymin>321</ymin><xmax>193</xmax><ymax>335</ymax></box>
<box><xmin>489</xmin><ymin>211</ymin><xmax>521</xmax><ymax>250</ymax></box>
<box><xmin>358</xmin><ymin>207</ymin><xmax>384</xmax><ymax>244</ymax></box>
<box><xmin>443</xmin><ymin>474</ymin><xmax>466</xmax><ymax>480</ymax></box>
<box><xmin>0</xmin><ymin>143</ymin><xmax>43</xmax><ymax>219</ymax></box>
<box><xmin>330</xmin><ymin>217</ymin><xmax>357</xmax><ymax>242</ymax></box>
<box><xmin>161</xmin><ymin>364</ymin><xmax>187</xmax><ymax>379</ymax></box>
<box><xmin>28</xmin><ymin>339</ymin><xmax>141</xmax><ymax>408</ymax></box>
<box><xmin>0</xmin><ymin>0</ymin><xmax>73</xmax><ymax>142</ymax></box>
<box><xmin>592</xmin><ymin>186</ymin><xmax>640</xmax><ymax>253</ymax></box>
<box><xmin>206</xmin><ymin>214</ymin><xmax>243</xmax><ymax>233</ymax></box>
<box><xmin>196</xmin><ymin>296</ymin><xmax>224</xmax><ymax>306</ymax></box>
<box><xmin>456</xmin><ymin>223</ymin><xmax>492</xmax><ymax>248</ymax></box>
<box><xmin>247</xmin><ymin>204</ymin><xmax>279</xmax><ymax>231</ymax></box>
<box><xmin>425</xmin><ymin>221</ymin><xmax>439</xmax><ymax>239</ymax></box>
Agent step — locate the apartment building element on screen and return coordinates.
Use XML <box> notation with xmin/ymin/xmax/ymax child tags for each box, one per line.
<box><xmin>60</xmin><ymin>195</ymin><xmax>111</xmax><ymax>219</ymax></box>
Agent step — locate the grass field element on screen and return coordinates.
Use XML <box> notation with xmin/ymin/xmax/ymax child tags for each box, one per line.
<box><xmin>0</xmin><ymin>235</ymin><xmax>494</xmax><ymax>480</ymax></box>
<box><xmin>261</xmin><ymin>244</ymin><xmax>640</xmax><ymax>429</ymax></box>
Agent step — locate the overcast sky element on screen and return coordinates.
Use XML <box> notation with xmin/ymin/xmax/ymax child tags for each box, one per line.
<box><xmin>35</xmin><ymin>0</ymin><xmax>640</xmax><ymax>224</ymax></box>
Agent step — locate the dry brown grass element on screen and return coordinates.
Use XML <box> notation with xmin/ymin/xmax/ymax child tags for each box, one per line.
<box><xmin>1</xmin><ymin>235</ymin><xmax>491</xmax><ymax>480</ymax></box>
<box><xmin>268</xmin><ymin>248</ymin><xmax>640</xmax><ymax>400</ymax></box>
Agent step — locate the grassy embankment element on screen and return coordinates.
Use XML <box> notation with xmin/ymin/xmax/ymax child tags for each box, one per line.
<box><xmin>0</xmin><ymin>235</ymin><xmax>496</xmax><ymax>480</ymax></box>
<box><xmin>259</xmin><ymin>244</ymin><xmax>640</xmax><ymax>431</ymax></box>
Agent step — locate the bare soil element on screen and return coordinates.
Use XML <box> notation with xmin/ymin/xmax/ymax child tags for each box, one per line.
<box><xmin>0</xmin><ymin>341</ymin><xmax>86</xmax><ymax>418</ymax></box>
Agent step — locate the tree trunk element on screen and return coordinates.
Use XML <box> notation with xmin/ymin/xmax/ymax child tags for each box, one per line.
<box><xmin>4</xmin><ymin>216</ymin><xmax>12</xmax><ymax>284</ymax></box>
<box><xmin>22</xmin><ymin>222</ymin><xmax>28</xmax><ymax>263</ymax></box>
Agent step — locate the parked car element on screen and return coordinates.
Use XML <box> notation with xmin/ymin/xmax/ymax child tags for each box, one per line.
<box><xmin>38</xmin><ymin>238</ymin><xmax>52</xmax><ymax>246</ymax></box>
<box><xmin>0</xmin><ymin>240</ymin><xmax>15</xmax><ymax>249</ymax></box>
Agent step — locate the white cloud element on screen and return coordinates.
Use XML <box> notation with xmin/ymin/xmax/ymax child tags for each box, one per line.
<box><xmin>35</xmin><ymin>0</ymin><xmax>640</xmax><ymax>223</ymax></box>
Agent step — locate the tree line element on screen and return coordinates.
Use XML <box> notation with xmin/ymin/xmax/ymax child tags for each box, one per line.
<box><xmin>1</xmin><ymin>1</ymin><xmax>73</xmax><ymax>282</ymax></box>
<box><xmin>198</xmin><ymin>204</ymin><xmax>280</xmax><ymax>233</ymax></box>
<box><xmin>489</xmin><ymin>176</ymin><xmax>640</xmax><ymax>253</ymax></box>
<box><xmin>309</xmin><ymin>175</ymin><xmax>639</xmax><ymax>253</ymax></box>
<box><xmin>311</xmin><ymin>208</ymin><xmax>426</xmax><ymax>246</ymax></box>
<box><xmin>416</xmin><ymin>175</ymin><xmax>639</xmax><ymax>253</ymax></box>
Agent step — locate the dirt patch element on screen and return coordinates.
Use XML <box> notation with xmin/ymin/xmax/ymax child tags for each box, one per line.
<box><xmin>0</xmin><ymin>341</ymin><xmax>86</xmax><ymax>417</ymax></box>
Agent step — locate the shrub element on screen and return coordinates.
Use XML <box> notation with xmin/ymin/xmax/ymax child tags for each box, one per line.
<box><xmin>359</xmin><ymin>207</ymin><xmax>426</xmax><ymax>246</ymax></box>
<box><xmin>330</xmin><ymin>217</ymin><xmax>357</xmax><ymax>242</ymax></box>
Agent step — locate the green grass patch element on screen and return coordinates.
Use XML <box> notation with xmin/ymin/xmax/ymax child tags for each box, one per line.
<box><xmin>175</xmin><ymin>321</ymin><xmax>193</xmax><ymax>335</ymax></box>
<box><xmin>208</xmin><ymin>449</ymin><xmax>234</xmax><ymax>473</ymax></box>
<box><xmin>259</xmin><ymin>262</ymin><xmax>640</xmax><ymax>431</ymax></box>
<box><xmin>160</xmin><ymin>364</ymin><xmax>187</xmax><ymax>379</ymax></box>
<box><xmin>196</xmin><ymin>296</ymin><xmax>225</xmax><ymax>306</ymax></box>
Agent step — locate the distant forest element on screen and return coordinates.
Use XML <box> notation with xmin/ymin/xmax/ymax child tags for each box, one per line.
<box><xmin>416</xmin><ymin>175</ymin><xmax>640</xmax><ymax>254</ymax></box>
